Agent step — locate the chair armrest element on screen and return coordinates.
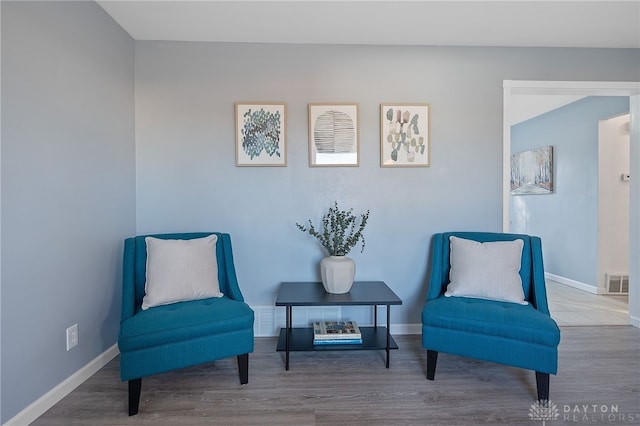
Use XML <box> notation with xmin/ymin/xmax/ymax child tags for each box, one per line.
<box><xmin>426</xmin><ymin>233</ymin><xmax>446</xmax><ymax>301</ymax></box>
<box><xmin>219</xmin><ymin>234</ymin><xmax>245</xmax><ymax>302</ymax></box>
<box><xmin>530</xmin><ymin>236</ymin><xmax>550</xmax><ymax>315</ymax></box>
<box><xmin>121</xmin><ymin>238</ymin><xmax>137</xmax><ymax>322</ymax></box>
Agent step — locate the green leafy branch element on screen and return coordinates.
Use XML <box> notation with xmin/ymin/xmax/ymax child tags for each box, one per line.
<box><xmin>296</xmin><ymin>201</ymin><xmax>370</xmax><ymax>256</ymax></box>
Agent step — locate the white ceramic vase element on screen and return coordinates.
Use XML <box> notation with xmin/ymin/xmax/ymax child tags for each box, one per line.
<box><xmin>320</xmin><ymin>255</ymin><xmax>355</xmax><ymax>294</ymax></box>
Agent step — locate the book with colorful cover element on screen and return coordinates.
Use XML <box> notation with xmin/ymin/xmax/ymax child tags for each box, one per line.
<box><xmin>313</xmin><ymin>338</ymin><xmax>363</xmax><ymax>345</ymax></box>
<box><xmin>312</xmin><ymin>320</ymin><xmax>362</xmax><ymax>340</ymax></box>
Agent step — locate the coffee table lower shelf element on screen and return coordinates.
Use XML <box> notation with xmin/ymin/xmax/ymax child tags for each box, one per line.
<box><xmin>276</xmin><ymin>326</ymin><xmax>399</xmax><ymax>352</ymax></box>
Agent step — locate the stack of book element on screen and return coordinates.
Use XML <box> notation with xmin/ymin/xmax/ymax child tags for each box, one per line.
<box><xmin>312</xmin><ymin>320</ymin><xmax>362</xmax><ymax>345</ymax></box>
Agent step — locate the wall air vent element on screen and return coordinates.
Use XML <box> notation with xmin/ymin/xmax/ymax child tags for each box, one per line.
<box><xmin>605</xmin><ymin>273</ymin><xmax>629</xmax><ymax>294</ymax></box>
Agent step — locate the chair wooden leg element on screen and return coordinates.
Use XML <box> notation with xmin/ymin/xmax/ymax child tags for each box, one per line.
<box><xmin>237</xmin><ymin>353</ymin><xmax>249</xmax><ymax>385</ymax></box>
<box><xmin>536</xmin><ymin>372</ymin><xmax>550</xmax><ymax>401</ymax></box>
<box><xmin>128</xmin><ymin>378</ymin><xmax>142</xmax><ymax>416</ymax></box>
<box><xmin>426</xmin><ymin>350</ymin><xmax>438</xmax><ymax>380</ymax></box>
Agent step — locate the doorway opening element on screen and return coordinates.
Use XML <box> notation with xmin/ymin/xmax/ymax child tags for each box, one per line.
<box><xmin>502</xmin><ymin>80</ymin><xmax>640</xmax><ymax>327</ymax></box>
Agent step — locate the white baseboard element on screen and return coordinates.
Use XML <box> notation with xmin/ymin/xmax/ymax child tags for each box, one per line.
<box><xmin>391</xmin><ymin>323</ymin><xmax>421</xmax><ymax>335</ymax></box>
<box><xmin>545</xmin><ymin>273</ymin><xmax>603</xmax><ymax>294</ymax></box>
<box><xmin>4</xmin><ymin>344</ymin><xmax>120</xmax><ymax>426</ymax></box>
<box><xmin>252</xmin><ymin>305</ymin><xmax>421</xmax><ymax>337</ymax></box>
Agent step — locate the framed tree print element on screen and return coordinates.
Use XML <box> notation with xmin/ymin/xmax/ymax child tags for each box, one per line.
<box><xmin>308</xmin><ymin>103</ymin><xmax>359</xmax><ymax>167</ymax></box>
<box><xmin>235</xmin><ymin>102</ymin><xmax>287</xmax><ymax>166</ymax></box>
<box><xmin>380</xmin><ymin>103</ymin><xmax>431</xmax><ymax>167</ymax></box>
<box><xmin>510</xmin><ymin>145</ymin><xmax>554</xmax><ymax>195</ymax></box>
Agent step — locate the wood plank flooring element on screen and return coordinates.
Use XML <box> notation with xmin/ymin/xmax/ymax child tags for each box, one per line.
<box><xmin>547</xmin><ymin>280</ymin><xmax>629</xmax><ymax>326</ymax></box>
<box><xmin>33</xmin><ymin>327</ymin><xmax>640</xmax><ymax>425</ymax></box>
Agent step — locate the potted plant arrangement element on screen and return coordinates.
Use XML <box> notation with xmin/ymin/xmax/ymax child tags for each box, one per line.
<box><xmin>296</xmin><ymin>201</ymin><xmax>370</xmax><ymax>294</ymax></box>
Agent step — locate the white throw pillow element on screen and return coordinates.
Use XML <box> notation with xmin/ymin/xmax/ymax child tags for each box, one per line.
<box><xmin>142</xmin><ymin>234</ymin><xmax>223</xmax><ymax>310</ymax></box>
<box><xmin>445</xmin><ymin>236</ymin><xmax>528</xmax><ymax>305</ymax></box>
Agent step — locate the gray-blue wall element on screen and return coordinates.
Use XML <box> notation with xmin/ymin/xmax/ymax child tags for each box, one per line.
<box><xmin>1</xmin><ymin>2</ymin><xmax>135</xmax><ymax>421</ymax></box>
<box><xmin>510</xmin><ymin>97</ymin><xmax>630</xmax><ymax>288</ymax></box>
<box><xmin>135</xmin><ymin>42</ymin><xmax>639</xmax><ymax>323</ymax></box>
<box><xmin>1</xmin><ymin>1</ymin><xmax>639</xmax><ymax>422</ymax></box>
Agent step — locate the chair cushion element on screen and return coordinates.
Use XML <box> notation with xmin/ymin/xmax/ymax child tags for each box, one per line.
<box><xmin>119</xmin><ymin>296</ymin><xmax>254</xmax><ymax>352</ymax></box>
<box><xmin>142</xmin><ymin>234</ymin><xmax>223</xmax><ymax>310</ymax></box>
<box><xmin>422</xmin><ymin>296</ymin><xmax>560</xmax><ymax>347</ymax></box>
<box><xmin>445</xmin><ymin>236</ymin><xmax>527</xmax><ymax>305</ymax></box>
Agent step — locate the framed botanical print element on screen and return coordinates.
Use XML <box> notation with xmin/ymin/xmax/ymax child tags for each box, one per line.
<box><xmin>308</xmin><ymin>103</ymin><xmax>359</xmax><ymax>167</ymax></box>
<box><xmin>380</xmin><ymin>103</ymin><xmax>431</xmax><ymax>167</ymax></box>
<box><xmin>235</xmin><ymin>102</ymin><xmax>287</xmax><ymax>166</ymax></box>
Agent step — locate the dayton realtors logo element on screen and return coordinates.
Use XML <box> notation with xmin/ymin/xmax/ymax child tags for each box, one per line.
<box><xmin>529</xmin><ymin>400</ymin><xmax>560</xmax><ymax>425</ymax></box>
<box><xmin>562</xmin><ymin>404</ymin><xmax>639</xmax><ymax>423</ymax></box>
<box><xmin>529</xmin><ymin>400</ymin><xmax>640</xmax><ymax>424</ymax></box>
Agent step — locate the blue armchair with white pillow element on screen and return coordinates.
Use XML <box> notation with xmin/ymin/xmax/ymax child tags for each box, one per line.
<box><xmin>422</xmin><ymin>232</ymin><xmax>560</xmax><ymax>401</ymax></box>
<box><xmin>118</xmin><ymin>232</ymin><xmax>254</xmax><ymax>415</ymax></box>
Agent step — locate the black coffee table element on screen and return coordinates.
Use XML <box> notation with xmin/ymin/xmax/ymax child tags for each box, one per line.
<box><xmin>275</xmin><ymin>281</ymin><xmax>402</xmax><ymax>370</ymax></box>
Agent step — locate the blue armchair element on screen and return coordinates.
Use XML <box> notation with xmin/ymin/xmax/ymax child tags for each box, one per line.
<box><xmin>118</xmin><ymin>232</ymin><xmax>254</xmax><ymax>415</ymax></box>
<box><xmin>422</xmin><ymin>232</ymin><xmax>560</xmax><ymax>400</ymax></box>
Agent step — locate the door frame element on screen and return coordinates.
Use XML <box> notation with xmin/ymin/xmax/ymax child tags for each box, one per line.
<box><xmin>502</xmin><ymin>80</ymin><xmax>640</xmax><ymax>327</ymax></box>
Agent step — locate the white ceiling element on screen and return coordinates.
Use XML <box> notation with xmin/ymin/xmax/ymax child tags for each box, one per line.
<box><xmin>97</xmin><ymin>1</ymin><xmax>640</xmax><ymax>48</ymax></box>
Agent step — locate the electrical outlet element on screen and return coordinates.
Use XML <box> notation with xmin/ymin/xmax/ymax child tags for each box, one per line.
<box><xmin>66</xmin><ymin>324</ymin><xmax>78</xmax><ymax>351</ymax></box>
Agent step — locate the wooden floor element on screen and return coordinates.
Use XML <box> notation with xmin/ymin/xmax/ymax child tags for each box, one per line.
<box><xmin>33</xmin><ymin>328</ymin><xmax>639</xmax><ymax>425</ymax></box>
<box><xmin>547</xmin><ymin>280</ymin><xmax>629</xmax><ymax>326</ymax></box>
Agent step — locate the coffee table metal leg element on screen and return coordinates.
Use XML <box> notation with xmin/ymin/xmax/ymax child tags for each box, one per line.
<box><xmin>386</xmin><ymin>304</ymin><xmax>391</xmax><ymax>368</ymax></box>
<box><xmin>285</xmin><ymin>305</ymin><xmax>291</xmax><ymax>370</ymax></box>
<box><xmin>373</xmin><ymin>304</ymin><xmax>378</xmax><ymax>329</ymax></box>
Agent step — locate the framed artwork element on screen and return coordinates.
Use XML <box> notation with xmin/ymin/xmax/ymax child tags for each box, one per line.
<box><xmin>380</xmin><ymin>103</ymin><xmax>431</xmax><ymax>167</ymax></box>
<box><xmin>235</xmin><ymin>102</ymin><xmax>287</xmax><ymax>166</ymax></box>
<box><xmin>510</xmin><ymin>145</ymin><xmax>554</xmax><ymax>195</ymax></box>
<box><xmin>308</xmin><ymin>103</ymin><xmax>359</xmax><ymax>167</ymax></box>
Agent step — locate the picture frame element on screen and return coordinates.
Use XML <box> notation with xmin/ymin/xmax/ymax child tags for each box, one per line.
<box><xmin>235</xmin><ymin>102</ymin><xmax>287</xmax><ymax>167</ymax></box>
<box><xmin>308</xmin><ymin>103</ymin><xmax>359</xmax><ymax>167</ymax></box>
<box><xmin>510</xmin><ymin>145</ymin><xmax>554</xmax><ymax>195</ymax></box>
<box><xmin>380</xmin><ymin>103</ymin><xmax>431</xmax><ymax>167</ymax></box>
